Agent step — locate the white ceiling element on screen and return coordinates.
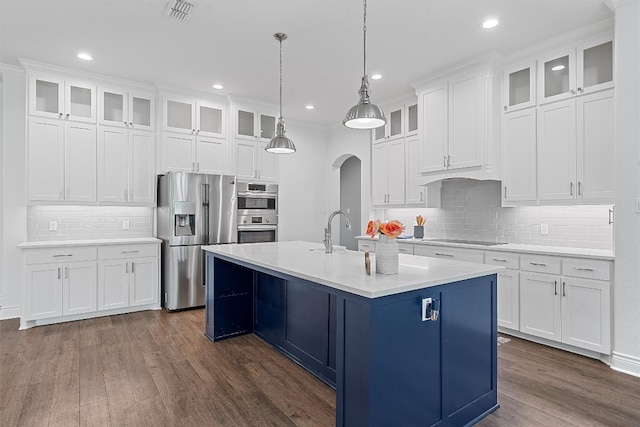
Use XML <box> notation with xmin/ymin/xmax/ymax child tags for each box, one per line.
<box><xmin>0</xmin><ymin>0</ymin><xmax>613</xmax><ymax>126</ymax></box>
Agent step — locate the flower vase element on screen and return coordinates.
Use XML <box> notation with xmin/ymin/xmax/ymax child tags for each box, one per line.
<box><xmin>376</xmin><ymin>235</ymin><xmax>399</xmax><ymax>274</ymax></box>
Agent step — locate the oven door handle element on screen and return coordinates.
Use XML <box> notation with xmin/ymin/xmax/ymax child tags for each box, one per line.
<box><xmin>237</xmin><ymin>192</ymin><xmax>278</xmax><ymax>198</ymax></box>
<box><xmin>237</xmin><ymin>225</ymin><xmax>278</xmax><ymax>231</ymax></box>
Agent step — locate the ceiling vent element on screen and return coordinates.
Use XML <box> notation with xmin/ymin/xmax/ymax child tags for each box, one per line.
<box><xmin>165</xmin><ymin>0</ymin><xmax>195</xmax><ymax>21</ymax></box>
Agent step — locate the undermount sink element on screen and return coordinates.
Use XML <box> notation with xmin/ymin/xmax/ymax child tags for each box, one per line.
<box><xmin>422</xmin><ymin>239</ymin><xmax>507</xmax><ymax>246</ymax></box>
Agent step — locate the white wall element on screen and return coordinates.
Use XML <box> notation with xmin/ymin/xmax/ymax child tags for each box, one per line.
<box><xmin>0</xmin><ymin>66</ymin><xmax>27</xmax><ymax>320</ymax></box>
<box><xmin>611</xmin><ymin>0</ymin><xmax>640</xmax><ymax>377</ymax></box>
<box><xmin>276</xmin><ymin>120</ymin><xmax>330</xmax><ymax>243</ymax></box>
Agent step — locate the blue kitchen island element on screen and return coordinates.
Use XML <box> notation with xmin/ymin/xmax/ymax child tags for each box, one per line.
<box><xmin>202</xmin><ymin>241</ymin><xmax>502</xmax><ymax>427</ymax></box>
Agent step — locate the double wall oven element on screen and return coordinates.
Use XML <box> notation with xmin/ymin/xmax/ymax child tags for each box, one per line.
<box><xmin>236</xmin><ymin>183</ymin><xmax>278</xmax><ymax>243</ymax></box>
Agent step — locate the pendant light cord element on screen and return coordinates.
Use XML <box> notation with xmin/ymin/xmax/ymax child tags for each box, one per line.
<box><xmin>363</xmin><ymin>0</ymin><xmax>367</xmax><ymax>77</ymax></box>
<box><xmin>279</xmin><ymin>36</ymin><xmax>283</xmax><ymax>119</ymax></box>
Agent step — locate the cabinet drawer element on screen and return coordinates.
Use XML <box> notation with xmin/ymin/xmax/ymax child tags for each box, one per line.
<box><xmin>358</xmin><ymin>240</ymin><xmax>375</xmax><ymax>253</ymax></box>
<box><xmin>562</xmin><ymin>258</ymin><xmax>612</xmax><ymax>281</ymax></box>
<box><xmin>98</xmin><ymin>244</ymin><xmax>159</xmax><ymax>260</ymax></box>
<box><xmin>520</xmin><ymin>254</ymin><xmax>561</xmax><ymax>274</ymax></box>
<box><xmin>25</xmin><ymin>247</ymin><xmax>97</xmax><ymax>264</ymax></box>
<box><xmin>413</xmin><ymin>245</ymin><xmax>484</xmax><ymax>264</ymax></box>
<box><xmin>485</xmin><ymin>251</ymin><xmax>520</xmax><ymax>269</ymax></box>
<box><xmin>398</xmin><ymin>243</ymin><xmax>414</xmax><ymax>255</ymax></box>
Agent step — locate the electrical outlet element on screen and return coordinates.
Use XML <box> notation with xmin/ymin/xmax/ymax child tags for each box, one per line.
<box><xmin>540</xmin><ymin>223</ymin><xmax>549</xmax><ymax>235</ymax></box>
<box><xmin>122</xmin><ymin>219</ymin><xmax>130</xmax><ymax>230</ymax></box>
<box><xmin>49</xmin><ymin>221</ymin><xmax>57</xmax><ymax>231</ymax></box>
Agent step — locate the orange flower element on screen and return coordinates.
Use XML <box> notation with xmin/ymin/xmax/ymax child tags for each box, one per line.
<box><xmin>380</xmin><ymin>220</ymin><xmax>405</xmax><ymax>238</ymax></box>
<box><xmin>367</xmin><ymin>219</ymin><xmax>405</xmax><ymax>239</ymax></box>
<box><xmin>366</xmin><ymin>220</ymin><xmax>380</xmax><ymax>239</ymax></box>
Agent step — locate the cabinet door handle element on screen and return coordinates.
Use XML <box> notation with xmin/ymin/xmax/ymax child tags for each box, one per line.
<box><xmin>64</xmin><ymin>267</ymin><xmax>69</xmax><ymax>279</ymax></box>
<box><xmin>124</xmin><ymin>121</ymin><xmax>128</xmax><ymax>126</ymax></box>
<box><xmin>419</xmin><ymin>191</ymin><xmax>423</xmax><ymax>202</ymax></box>
<box><xmin>435</xmin><ymin>252</ymin><xmax>454</xmax><ymax>257</ymax></box>
<box><xmin>125</xmin><ymin>262</ymin><xmax>129</xmax><ymax>273</ymax></box>
<box><xmin>53</xmin><ymin>254</ymin><xmax>73</xmax><ymax>257</ymax></box>
<box><xmin>609</xmin><ymin>208</ymin><xmax>614</xmax><ymax>225</ymax></box>
<box><xmin>59</xmin><ymin>113</ymin><xmax>64</xmax><ymax>118</ymax></box>
<box><xmin>578</xmin><ymin>181</ymin><xmax>582</xmax><ymax>196</ymax></box>
<box><xmin>504</xmin><ymin>186</ymin><xmax>508</xmax><ymax>199</ymax></box>
<box><xmin>131</xmin><ymin>262</ymin><xmax>135</xmax><ymax>273</ymax></box>
<box><xmin>504</xmin><ymin>105</ymin><xmax>507</xmax><ymax>111</ymax></box>
<box><xmin>529</xmin><ymin>262</ymin><xmax>547</xmax><ymax>267</ymax></box>
<box><xmin>563</xmin><ymin>281</ymin><xmax>566</xmax><ymax>297</ymax></box>
<box><xmin>443</xmin><ymin>156</ymin><xmax>447</xmax><ymax>168</ymax></box>
<box><xmin>66</xmin><ymin>113</ymin><xmax>70</xmax><ymax>119</ymax></box>
<box><xmin>57</xmin><ymin>267</ymin><xmax>61</xmax><ymax>280</ymax></box>
<box><xmin>492</xmin><ymin>258</ymin><xmax>508</xmax><ymax>262</ymax></box>
<box><xmin>192</xmin><ymin>162</ymin><xmax>196</xmax><ymax>172</ymax></box>
<box><xmin>570</xmin><ymin>182</ymin><xmax>574</xmax><ymax>196</ymax></box>
<box><xmin>574</xmin><ymin>267</ymin><xmax>594</xmax><ymax>272</ymax></box>
<box><xmin>447</xmin><ymin>156</ymin><xmax>452</xmax><ymax>167</ymax></box>
<box><xmin>196</xmin><ymin>162</ymin><xmax>200</xmax><ymax>172</ymax></box>
<box><xmin>554</xmin><ymin>280</ymin><xmax>557</xmax><ymax>296</ymax></box>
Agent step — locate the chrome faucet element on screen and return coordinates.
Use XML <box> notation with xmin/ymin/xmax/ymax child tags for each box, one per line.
<box><xmin>324</xmin><ymin>210</ymin><xmax>352</xmax><ymax>253</ymax></box>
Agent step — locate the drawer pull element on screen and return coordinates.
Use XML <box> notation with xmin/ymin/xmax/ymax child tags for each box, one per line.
<box><xmin>563</xmin><ymin>282</ymin><xmax>566</xmax><ymax>297</ymax></box>
<box><xmin>529</xmin><ymin>262</ymin><xmax>547</xmax><ymax>267</ymax></box>
<box><xmin>574</xmin><ymin>267</ymin><xmax>594</xmax><ymax>272</ymax></box>
<box><xmin>121</xmin><ymin>250</ymin><xmax>139</xmax><ymax>254</ymax></box>
<box><xmin>554</xmin><ymin>280</ymin><xmax>557</xmax><ymax>296</ymax></box>
<box><xmin>492</xmin><ymin>258</ymin><xmax>508</xmax><ymax>262</ymax></box>
<box><xmin>53</xmin><ymin>254</ymin><xmax>73</xmax><ymax>257</ymax></box>
<box><xmin>435</xmin><ymin>252</ymin><xmax>454</xmax><ymax>257</ymax></box>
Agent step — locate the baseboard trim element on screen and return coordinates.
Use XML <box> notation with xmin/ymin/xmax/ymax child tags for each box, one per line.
<box><xmin>0</xmin><ymin>305</ymin><xmax>21</xmax><ymax>320</ymax></box>
<box><xmin>611</xmin><ymin>351</ymin><xmax>640</xmax><ymax>378</ymax></box>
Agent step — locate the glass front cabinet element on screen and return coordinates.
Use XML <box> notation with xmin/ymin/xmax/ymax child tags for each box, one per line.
<box><xmin>503</xmin><ymin>61</ymin><xmax>536</xmax><ymax>113</ymax></box>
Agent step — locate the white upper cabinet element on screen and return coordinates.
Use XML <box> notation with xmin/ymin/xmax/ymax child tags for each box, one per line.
<box><xmin>373</xmin><ymin>104</ymin><xmax>404</xmax><ymax>143</ymax></box>
<box><xmin>372</xmin><ymin>138</ymin><xmax>405</xmax><ymax>207</ymax></box>
<box><xmin>414</xmin><ymin>60</ymin><xmax>500</xmax><ymax>184</ymax></box>
<box><xmin>537</xmin><ymin>89</ymin><xmax>614</xmax><ymax>203</ymax></box>
<box><xmin>234</xmin><ymin>105</ymin><xmax>277</xmax><ymax>142</ymax></box>
<box><xmin>28</xmin><ymin>118</ymin><xmax>97</xmax><ymax>203</ymax></box>
<box><xmin>503</xmin><ymin>60</ymin><xmax>536</xmax><ymax>113</ymax></box>
<box><xmin>538</xmin><ymin>34</ymin><xmax>613</xmax><ymax>105</ymax></box>
<box><xmin>406</xmin><ymin>103</ymin><xmax>418</xmax><ymax>136</ymax></box>
<box><xmin>404</xmin><ymin>136</ymin><xmax>425</xmax><ymax>205</ymax></box>
<box><xmin>99</xmin><ymin>87</ymin><xmax>154</xmax><ymax>130</ymax></box>
<box><xmin>502</xmin><ymin>108</ymin><xmax>537</xmax><ymax>202</ymax></box>
<box><xmin>29</xmin><ymin>74</ymin><xmax>96</xmax><ymax>123</ymax></box>
<box><xmin>160</xmin><ymin>93</ymin><xmax>228</xmax><ymax>175</ymax></box>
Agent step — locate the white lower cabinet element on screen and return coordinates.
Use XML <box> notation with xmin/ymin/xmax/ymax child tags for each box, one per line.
<box><xmin>21</xmin><ymin>242</ymin><xmax>160</xmax><ymax>329</ymax></box>
<box><xmin>98</xmin><ymin>244</ymin><xmax>159</xmax><ymax>311</ymax></box>
<box><xmin>496</xmin><ymin>269</ymin><xmax>520</xmax><ymax>330</ymax></box>
<box><xmin>519</xmin><ymin>256</ymin><xmax>611</xmax><ymax>354</ymax></box>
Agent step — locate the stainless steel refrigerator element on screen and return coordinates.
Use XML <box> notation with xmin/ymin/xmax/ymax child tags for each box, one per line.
<box><xmin>157</xmin><ymin>172</ymin><xmax>237</xmax><ymax>310</ymax></box>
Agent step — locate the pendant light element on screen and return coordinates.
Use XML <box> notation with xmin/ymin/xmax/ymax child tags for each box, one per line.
<box><xmin>343</xmin><ymin>0</ymin><xmax>386</xmax><ymax>129</ymax></box>
<box><xmin>265</xmin><ymin>33</ymin><xmax>296</xmax><ymax>154</ymax></box>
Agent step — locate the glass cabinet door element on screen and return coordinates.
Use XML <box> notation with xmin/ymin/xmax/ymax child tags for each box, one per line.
<box><xmin>165</xmin><ymin>98</ymin><xmax>194</xmax><ymax>133</ymax></box>
<box><xmin>100</xmin><ymin>88</ymin><xmax>126</xmax><ymax>127</ymax></box>
<box><xmin>538</xmin><ymin>49</ymin><xmax>576</xmax><ymax>104</ymax></box>
<box><xmin>237</xmin><ymin>109</ymin><xmax>255</xmax><ymax>138</ymax></box>
<box><xmin>130</xmin><ymin>94</ymin><xmax>153</xmax><ymax>129</ymax></box>
<box><xmin>407</xmin><ymin>104</ymin><xmax>418</xmax><ymax>135</ymax></box>
<box><xmin>259</xmin><ymin>113</ymin><xmax>276</xmax><ymax>140</ymax></box>
<box><xmin>30</xmin><ymin>77</ymin><xmax>63</xmax><ymax>118</ymax></box>
<box><xmin>198</xmin><ymin>103</ymin><xmax>224</xmax><ymax>137</ymax></box>
<box><xmin>389</xmin><ymin>108</ymin><xmax>403</xmax><ymax>138</ymax></box>
<box><xmin>66</xmin><ymin>81</ymin><xmax>95</xmax><ymax>122</ymax></box>
<box><xmin>577</xmin><ymin>37</ymin><xmax>613</xmax><ymax>95</ymax></box>
<box><xmin>503</xmin><ymin>61</ymin><xmax>536</xmax><ymax>112</ymax></box>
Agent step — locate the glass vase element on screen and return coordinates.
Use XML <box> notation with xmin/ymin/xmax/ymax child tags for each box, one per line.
<box><xmin>376</xmin><ymin>235</ymin><xmax>399</xmax><ymax>274</ymax></box>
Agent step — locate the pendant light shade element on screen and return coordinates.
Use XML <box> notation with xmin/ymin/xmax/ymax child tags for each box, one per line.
<box><xmin>266</xmin><ymin>33</ymin><xmax>296</xmax><ymax>154</ymax></box>
<box><xmin>343</xmin><ymin>0</ymin><xmax>385</xmax><ymax>129</ymax></box>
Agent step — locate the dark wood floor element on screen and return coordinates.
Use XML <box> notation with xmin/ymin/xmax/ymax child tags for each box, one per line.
<box><xmin>1</xmin><ymin>310</ymin><xmax>639</xmax><ymax>426</ymax></box>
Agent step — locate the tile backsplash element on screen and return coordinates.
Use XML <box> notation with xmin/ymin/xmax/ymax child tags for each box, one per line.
<box><xmin>28</xmin><ymin>206</ymin><xmax>154</xmax><ymax>241</ymax></box>
<box><xmin>383</xmin><ymin>179</ymin><xmax>613</xmax><ymax>250</ymax></box>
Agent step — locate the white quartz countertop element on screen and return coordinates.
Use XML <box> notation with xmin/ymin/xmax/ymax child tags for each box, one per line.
<box><xmin>355</xmin><ymin>236</ymin><xmax>614</xmax><ymax>260</ymax></box>
<box><xmin>18</xmin><ymin>237</ymin><xmax>161</xmax><ymax>249</ymax></box>
<box><xmin>202</xmin><ymin>241</ymin><xmax>502</xmax><ymax>299</ymax></box>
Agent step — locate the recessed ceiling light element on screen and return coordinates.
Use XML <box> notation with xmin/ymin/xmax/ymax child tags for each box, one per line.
<box><xmin>551</xmin><ymin>65</ymin><xmax>566</xmax><ymax>71</ymax></box>
<box><xmin>482</xmin><ymin>18</ymin><xmax>499</xmax><ymax>29</ymax></box>
<box><xmin>305</xmin><ymin>105</ymin><xmax>315</xmax><ymax>110</ymax></box>
<box><xmin>212</xmin><ymin>84</ymin><xmax>224</xmax><ymax>90</ymax></box>
<box><xmin>77</xmin><ymin>52</ymin><xmax>93</xmax><ymax>61</ymax></box>
<box><xmin>371</xmin><ymin>74</ymin><xmax>382</xmax><ymax>80</ymax></box>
